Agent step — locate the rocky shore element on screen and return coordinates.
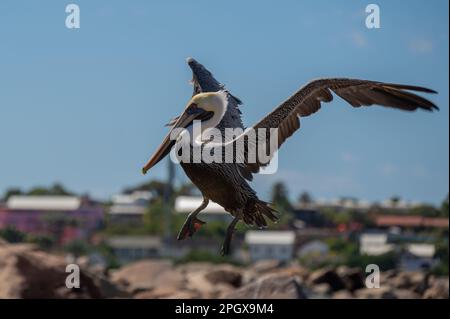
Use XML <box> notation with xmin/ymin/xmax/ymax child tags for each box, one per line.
<box><xmin>1</xmin><ymin>240</ymin><xmax>448</xmax><ymax>299</ymax></box>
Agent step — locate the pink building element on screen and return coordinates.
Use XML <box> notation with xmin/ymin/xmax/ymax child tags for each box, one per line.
<box><xmin>0</xmin><ymin>195</ymin><xmax>104</xmax><ymax>243</ymax></box>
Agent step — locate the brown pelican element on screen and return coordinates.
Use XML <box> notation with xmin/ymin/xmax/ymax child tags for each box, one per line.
<box><xmin>142</xmin><ymin>57</ymin><xmax>438</xmax><ymax>255</ymax></box>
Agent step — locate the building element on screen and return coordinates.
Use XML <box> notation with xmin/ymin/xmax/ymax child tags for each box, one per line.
<box><xmin>298</xmin><ymin>240</ymin><xmax>329</xmax><ymax>258</ymax></box>
<box><xmin>294</xmin><ymin>198</ymin><xmax>429</xmax><ymax>215</ymax></box>
<box><xmin>0</xmin><ymin>195</ymin><xmax>104</xmax><ymax>243</ymax></box>
<box><xmin>359</xmin><ymin>233</ymin><xmax>395</xmax><ymax>256</ymax></box>
<box><xmin>379</xmin><ymin>199</ymin><xmax>422</xmax><ymax>212</ymax></box>
<box><xmin>400</xmin><ymin>244</ymin><xmax>438</xmax><ymax>271</ymax></box>
<box><xmin>106</xmin><ymin>235</ymin><xmax>230</xmax><ymax>263</ymax></box>
<box><xmin>245</xmin><ymin>230</ymin><xmax>296</xmax><ymax>262</ymax></box>
<box><xmin>295</xmin><ymin>198</ymin><xmax>372</xmax><ymax>214</ymax></box>
<box><xmin>292</xmin><ymin>206</ymin><xmax>328</xmax><ymax>228</ymax></box>
<box><xmin>375</xmin><ymin>215</ymin><xmax>449</xmax><ymax>230</ymax></box>
<box><xmin>107</xmin><ymin>236</ymin><xmax>162</xmax><ymax>264</ymax></box>
<box><xmin>174</xmin><ymin>196</ymin><xmax>232</xmax><ymax>222</ymax></box>
<box><xmin>108</xmin><ymin>191</ymin><xmax>152</xmax><ymax>225</ymax></box>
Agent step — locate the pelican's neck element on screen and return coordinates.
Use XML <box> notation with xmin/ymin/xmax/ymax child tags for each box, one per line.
<box><xmin>190</xmin><ymin>92</ymin><xmax>228</xmax><ymax>146</ymax></box>
<box><xmin>202</xmin><ymin>91</ymin><xmax>228</xmax><ymax>130</ymax></box>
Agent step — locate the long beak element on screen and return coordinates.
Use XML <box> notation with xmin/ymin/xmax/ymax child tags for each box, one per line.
<box><xmin>142</xmin><ymin>109</ymin><xmax>203</xmax><ymax>175</ymax></box>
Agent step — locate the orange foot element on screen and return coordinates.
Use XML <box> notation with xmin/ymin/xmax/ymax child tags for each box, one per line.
<box><xmin>177</xmin><ymin>217</ymin><xmax>206</xmax><ymax>240</ymax></box>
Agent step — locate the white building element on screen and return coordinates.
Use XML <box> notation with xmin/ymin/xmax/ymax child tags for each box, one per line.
<box><xmin>400</xmin><ymin>243</ymin><xmax>437</xmax><ymax>271</ymax></box>
<box><xmin>108</xmin><ymin>191</ymin><xmax>153</xmax><ymax>224</ymax></box>
<box><xmin>359</xmin><ymin>233</ymin><xmax>395</xmax><ymax>256</ymax></box>
<box><xmin>107</xmin><ymin>236</ymin><xmax>162</xmax><ymax>264</ymax></box>
<box><xmin>298</xmin><ymin>240</ymin><xmax>329</xmax><ymax>258</ymax></box>
<box><xmin>245</xmin><ymin>231</ymin><xmax>296</xmax><ymax>262</ymax></box>
<box><xmin>7</xmin><ymin>195</ymin><xmax>84</xmax><ymax>211</ymax></box>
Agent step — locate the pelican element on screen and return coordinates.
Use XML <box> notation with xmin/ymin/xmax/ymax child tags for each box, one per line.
<box><xmin>142</xmin><ymin>57</ymin><xmax>438</xmax><ymax>255</ymax></box>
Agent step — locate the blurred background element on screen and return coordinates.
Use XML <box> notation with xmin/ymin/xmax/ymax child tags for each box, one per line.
<box><xmin>0</xmin><ymin>0</ymin><xmax>448</xmax><ymax>299</ymax></box>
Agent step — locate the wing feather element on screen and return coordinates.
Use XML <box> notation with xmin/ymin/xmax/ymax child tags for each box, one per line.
<box><xmin>236</xmin><ymin>78</ymin><xmax>437</xmax><ymax>178</ymax></box>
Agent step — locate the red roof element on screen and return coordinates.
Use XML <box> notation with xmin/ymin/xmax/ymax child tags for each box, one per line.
<box><xmin>423</xmin><ymin>217</ymin><xmax>449</xmax><ymax>228</ymax></box>
<box><xmin>376</xmin><ymin>215</ymin><xmax>449</xmax><ymax>228</ymax></box>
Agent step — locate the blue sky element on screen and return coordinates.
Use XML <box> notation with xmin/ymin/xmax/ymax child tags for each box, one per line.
<box><xmin>0</xmin><ymin>0</ymin><xmax>448</xmax><ymax>205</ymax></box>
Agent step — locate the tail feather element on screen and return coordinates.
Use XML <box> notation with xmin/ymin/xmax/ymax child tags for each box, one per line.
<box><xmin>243</xmin><ymin>199</ymin><xmax>279</xmax><ymax>227</ymax></box>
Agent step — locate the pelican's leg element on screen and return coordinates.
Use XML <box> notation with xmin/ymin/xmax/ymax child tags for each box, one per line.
<box><xmin>220</xmin><ymin>217</ymin><xmax>240</xmax><ymax>256</ymax></box>
<box><xmin>177</xmin><ymin>197</ymin><xmax>209</xmax><ymax>240</ymax></box>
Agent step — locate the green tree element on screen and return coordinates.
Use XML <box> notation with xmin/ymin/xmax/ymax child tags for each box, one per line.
<box><xmin>347</xmin><ymin>252</ymin><xmax>397</xmax><ymax>271</ymax></box>
<box><xmin>390</xmin><ymin>196</ymin><xmax>401</xmax><ymax>205</ymax></box>
<box><xmin>2</xmin><ymin>188</ymin><xmax>23</xmax><ymax>201</ymax></box>
<box><xmin>28</xmin><ymin>183</ymin><xmax>73</xmax><ymax>196</ymax></box>
<box><xmin>298</xmin><ymin>191</ymin><xmax>313</xmax><ymax>206</ymax></box>
<box><xmin>271</xmin><ymin>182</ymin><xmax>292</xmax><ymax>212</ymax></box>
<box><xmin>432</xmin><ymin>239</ymin><xmax>449</xmax><ymax>276</ymax></box>
<box><xmin>322</xmin><ymin>208</ymin><xmax>351</xmax><ymax>225</ymax></box>
<box><xmin>49</xmin><ymin>183</ymin><xmax>73</xmax><ymax>196</ymax></box>
<box><xmin>0</xmin><ymin>226</ymin><xmax>26</xmax><ymax>243</ymax></box>
<box><xmin>42</xmin><ymin>213</ymin><xmax>77</xmax><ymax>242</ymax></box>
<box><xmin>441</xmin><ymin>194</ymin><xmax>449</xmax><ymax>217</ymax></box>
<box><xmin>143</xmin><ymin>200</ymin><xmax>167</xmax><ymax>235</ymax></box>
<box><xmin>409</xmin><ymin>205</ymin><xmax>441</xmax><ymax>217</ymax></box>
<box><xmin>96</xmin><ymin>242</ymin><xmax>120</xmax><ymax>270</ymax></box>
<box><xmin>26</xmin><ymin>234</ymin><xmax>56</xmax><ymax>250</ymax></box>
<box><xmin>64</xmin><ymin>239</ymin><xmax>90</xmax><ymax>258</ymax></box>
<box><xmin>176</xmin><ymin>183</ymin><xmax>197</xmax><ymax>196</ymax></box>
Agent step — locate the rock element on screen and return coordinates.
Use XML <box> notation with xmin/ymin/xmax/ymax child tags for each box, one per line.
<box><xmin>381</xmin><ymin>269</ymin><xmax>398</xmax><ymax>281</ymax></box>
<box><xmin>111</xmin><ymin>260</ymin><xmax>184</xmax><ymax>293</ymax></box>
<box><xmin>215</xmin><ymin>283</ymin><xmax>237</xmax><ymax>298</ymax></box>
<box><xmin>355</xmin><ymin>287</ymin><xmax>397</xmax><ymax>299</ymax></box>
<box><xmin>89</xmin><ymin>269</ymin><xmax>131</xmax><ymax>298</ymax></box>
<box><xmin>311</xmin><ymin>283</ymin><xmax>332</xmax><ymax>296</ymax></box>
<box><xmin>422</xmin><ymin>278</ymin><xmax>449</xmax><ymax>299</ymax></box>
<box><xmin>177</xmin><ymin>263</ymin><xmax>243</xmax><ymax>298</ymax></box>
<box><xmin>134</xmin><ymin>286</ymin><xmax>179</xmax><ymax>299</ymax></box>
<box><xmin>204</xmin><ymin>267</ymin><xmax>242</xmax><ymax>288</ymax></box>
<box><xmin>176</xmin><ymin>262</ymin><xmax>217</xmax><ymax>274</ymax></box>
<box><xmin>390</xmin><ymin>271</ymin><xmax>426</xmax><ymax>290</ymax></box>
<box><xmin>332</xmin><ymin>290</ymin><xmax>354</xmax><ymax>299</ymax></box>
<box><xmin>336</xmin><ymin>266</ymin><xmax>365</xmax><ymax>292</ymax></box>
<box><xmin>184</xmin><ymin>270</ymin><xmax>218</xmax><ymax>298</ymax></box>
<box><xmin>393</xmin><ymin>289</ymin><xmax>421</xmax><ymax>299</ymax></box>
<box><xmin>240</xmin><ymin>263</ymin><xmax>308</xmax><ymax>287</ymax></box>
<box><xmin>308</xmin><ymin>268</ymin><xmax>346</xmax><ymax>292</ymax></box>
<box><xmin>272</xmin><ymin>264</ymin><xmax>309</xmax><ymax>279</ymax></box>
<box><xmin>0</xmin><ymin>242</ymin><xmax>128</xmax><ymax>298</ymax></box>
<box><xmin>163</xmin><ymin>290</ymin><xmax>203</xmax><ymax>299</ymax></box>
<box><xmin>250</xmin><ymin>260</ymin><xmax>284</xmax><ymax>274</ymax></box>
<box><xmin>224</xmin><ymin>274</ymin><xmax>307</xmax><ymax>299</ymax></box>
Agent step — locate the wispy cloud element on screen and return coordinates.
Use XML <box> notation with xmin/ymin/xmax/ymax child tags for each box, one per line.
<box><xmin>340</xmin><ymin>152</ymin><xmax>360</xmax><ymax>164</ymax></box>
<box><xmin>410</xmin><ymin>164</ymin><xmax>429</xmax><ymax>179</ymax></box>
<box><xmin>408</xmin><ymin>37</ymin><xmax>434</xmax><ymax>54</ymax></box>
<box><xmin>350</xmin><ymin>31</ymin><xmax>368</xmax><ymax>48</ymax></box>
<box><xmin>379</xmin><ymin>163</ymin><xmax>397</xmax><ymax>177</ymax></box>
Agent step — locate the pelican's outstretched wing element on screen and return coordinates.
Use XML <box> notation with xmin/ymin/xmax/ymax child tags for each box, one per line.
<box><xmin>238</xmin><ymin>78</ymin><xmax>438</xmax><ymax>178</ymax></box>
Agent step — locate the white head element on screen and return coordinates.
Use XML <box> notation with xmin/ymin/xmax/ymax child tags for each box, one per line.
<box><xmin>142</xmin><ymin>91</ymin><xmax>228</xmax><ymax>174</ymax></box>
<box><xmin>186</xmin><ymin>91</ymin><xmax>228</xmax><ymax>130</ymax></box>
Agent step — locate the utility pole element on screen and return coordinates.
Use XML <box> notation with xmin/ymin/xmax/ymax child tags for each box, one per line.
<box><xmin>163</xmin><ymin>157</ymin><xmax>175</xmax><ymax>243</ymax></box>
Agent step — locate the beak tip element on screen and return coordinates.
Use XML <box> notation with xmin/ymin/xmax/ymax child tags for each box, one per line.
<box><xmin>142</xmin><ymin>167</ymin><xmax>148</xmax><ymax>175</ymax></box>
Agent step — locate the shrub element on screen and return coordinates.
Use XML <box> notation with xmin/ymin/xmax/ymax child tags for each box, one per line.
<box><xmin>0</xmin><ymin>226</ymin><xmax>26</xmax><ymax>243</ymax></box>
